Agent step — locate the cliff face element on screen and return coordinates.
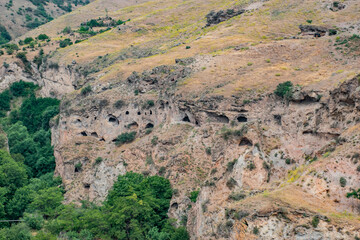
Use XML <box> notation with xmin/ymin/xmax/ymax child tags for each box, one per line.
<box><xmin>0</xmin><ymin>62</ymin><xmax>81</xmax><ymax>98</ymax></box>
<box><xmin>51</xmin><ymin>56</ymin><xmax>360</xmax><ymax>238</ymax></box>
<box><xmin>1</xmin><ymin>0</ymin><xmax>359</xmax><ymax>238</ymax></box>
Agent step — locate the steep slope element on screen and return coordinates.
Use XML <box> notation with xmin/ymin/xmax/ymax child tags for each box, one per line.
<box><xmin>0</xmin><ymin>0</ymin><xmax>360</xmax><ymax>238</ymax></box>
<box><xmin>0</xmin><ymin>0</ymin><xmax>92</xmax><ymax>40</ymax></box>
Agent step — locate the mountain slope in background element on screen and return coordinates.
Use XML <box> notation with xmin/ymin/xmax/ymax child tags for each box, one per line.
<box><xmin>0</xmin><ymin>0</ymin><xmax>92</xmax><ymax>41</ymax></box>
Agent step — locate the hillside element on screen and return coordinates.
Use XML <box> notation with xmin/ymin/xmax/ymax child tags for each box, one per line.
<box><xmin>0</xmin><ymin>0</ymin><xmax>92</xmax><ymax>42</ymax></box>
<box><xmin>0</xmin><ymin>0</ymin><xmax>359</xmax><ymax>239</ymax></box>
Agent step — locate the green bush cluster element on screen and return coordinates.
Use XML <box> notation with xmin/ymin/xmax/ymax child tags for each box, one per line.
<box><xmin>274</xmin><ymin>81</ymin><xmax>293</xmax><ymax>99</ymax></box>
<box><xmin>115</xmin><ymin>131</ymin><xmax>136</xmax><ymax>146</ymax></box>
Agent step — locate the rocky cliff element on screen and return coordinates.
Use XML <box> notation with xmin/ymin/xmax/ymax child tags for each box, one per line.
<box><xmin>1</xmin><ymin>0</ymin><xmax>359</xmax><ymax>238</ymax></box>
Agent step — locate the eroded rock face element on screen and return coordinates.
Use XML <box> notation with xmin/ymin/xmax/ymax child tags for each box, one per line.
<box><xmin>299</xmin><ymin>25</ymin><xmax>328</xmax><ymax>37</ymax></box>
<box><xmin>0</xmin><ymin>62</ymin><xmax>81</xmax><ymax>98</ymax></box>
<box><xmin>205</xmin><ymin>9</ymin><xmax>245</xmax><ymax>27</ymax></box>
<box><xmin>52</xmin><ymin>61</ymin><xmax>360</xmax><ymax>238</ymax></box>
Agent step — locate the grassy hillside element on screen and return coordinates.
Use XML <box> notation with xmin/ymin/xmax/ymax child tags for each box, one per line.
<box><xmin>0</xmin><ymin>0</ymin><xmax>92</xmax><ymax>40</ymax></box>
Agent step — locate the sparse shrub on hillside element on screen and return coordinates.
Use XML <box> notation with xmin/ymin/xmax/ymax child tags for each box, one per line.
<box><xmin>95</xmin><ymin>157</ymin><xmax>103</xmax><ymax>165</ymax></box>
<box><xmin>48</xmin><ymin>62</ymin><xmax>59</xmax><ymax>70</ymax></box>
<box><xmin>274</xmin><ymin>81</ymin><xmax>293</xmax><ymax>99</ymax></box>
<box><xmin>0</xmin><ymin>24</ymin><xmax>12</xmax><ymax>45</ymax></box>
<box><xmin>59</xmin><ymin>38</ymin><xmax>72</xmax><ymax>48</ymax></box>
<box><xmin>146</xmin><ymin>155</ymin><xmax>153</xmax><ymax>165</ymax></box>
<box><xmin>151</xmin><ymin>136</ymin><xmax>158</xmax><ymax>145</ymax></box>
<box><xmin>37</xmin><ymin>34</ymin><xmax>49</xmax><ymax>40</ymax></box>
<box><xmin>80</xmin><ymin>85</ymin><xmax>92</xmax><ymax>95</ymax></box>
<box><xmin>247</xmin><ymin>161</ymin><xmax>256</xmax><ymax>170</ymax></box>
<box><xmin>226</xmin><ymin>178</ymin><xmax>237</xmax><ymax>189</ymax></box>
<box><xmin>158</xmin><ymin>166</ymin><xmax>166</xmax><ymax>176</ymax></box>
<box><xmin>357</xmin><ymin>165</ymin><xmax>360</xmax><ymax>172</ymax></box>
<box><xmin>229</xmin><ymin>192</ymin><xmax>246</xmax><ymax>201</ymax></box>
<box><xmin>62</xmin><ymin>26</ymin><xmax>71</xmax><ymax>34</ymax></box>
<box><xmin>75</xmin><ymin>162</ymin><xmax>82</xmax><ymax>172</ymax></box>
<box><xmin>115</xmin><ymin>131</ymin><xmax>136</xmax><ymax>146</ymax></box>
<box><xmin>24</xmin><ymin>37</ymin><xmax>34</xmax><ymax>44</ymax></box>
<box><xmin>114</xmin><ymin>100</ymin><xmax>125</xmax><ymax>109</ymax></box>
<box><xmin>339</xmin><ymin>177</ymin><xmax>347</xmax><ymax>187</ymax></box>
<box><xmin>347</xmin><ymin>189</ymin><xmax>360</xmax><ymax>199</ymax></box>
<box><xmin>253</xmin><ymin>226</ymin><xmax>259</xmax><ymax>235</ymax></box>
<box><xmin>227</xmin><ymin>159</ymin><xmax>237</xmax><ymax>172</ymax></box>
<box><xmin>205</xmin><ymin>147</ymin><xmax>211</xmax><ymax>155</ymax></box>
<box><xmin>311</xmin><ymin>216</ymin><xmax>319</xmax><ymax>228</ymax></box>
<box><xmin>190</xmin><ymin>190</ymin><xmax>200</xmax><ymax>202</ymax></box>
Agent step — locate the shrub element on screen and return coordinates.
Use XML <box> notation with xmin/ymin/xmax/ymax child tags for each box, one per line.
<box><xmin>274</xmin><ymin>81</ymin><xmax>293</xmax><ymax>98</ymax></box>
<box><xmin>247</xmin><ymin>162</ymin><xmax>256</xmax><ymax>170</ymax></box>
<box><xmin>339</xmin><ymin>177</ymin><xmax>346</xmax><ymax>187</ymax></box>
<box><xmin>146</xmin><ymin>155</ymin><xmax>153</xmax><ymax>165</ymax></box>
<box><xmin>159</xmin><ymin>166</ymin><xmax>166</xmax><ymax>176</ymax></box>
<box><xmin>62</xmin><ymin>26</ymin><xmax>71</xmax><ymax>34</ymax></box>
<box><xmin>24</xmin><ymin>37</ymin><xmax>34</xmax><ymax>44</ymax></box>
<box><xmin>253</xmin><ymin>226</ymin><xmax>259</xmax><ymax>235</ymax></box>
<box><xmin>37</xmin><ymin>34</ymin><xmax>49</xmax><ymax>40</ymax></box>
<box><xmin>205</xmin><ymin>147</ymin><xmax>211</xmax><ymax>155</ymax></box>
<box><xmin>329</xmin><ymin>29</ymin><xmax>337</xmax><ymax>36</ymax></box>
<box><xmin>357</xmin><ymin>165</ymin><xmax>360</xmax><ymax>172</ymax></box>
<box><xmin>114</xmin><ymin>100</ymin><xmax>125</xmax><ymax>109</ymax></box>
<box><xmin>59</xmin><ymin>38</ymin><xmax>72</xmax><ymax>48</ymax></box>
<box><xmin>227</xmin><ymin>159</ymin><xmax>237</xmax><ymax>172</ymax></box>
<box><xmin>151</xmin><ymin>136</ymin><xmax>158</xmax><ymax>145</ymax></box>
<box><xmin>95</xmin><ymin>157</ymin><xmax>102</xmax><ymax>165</ymax></box>
<box><xmin>115</xmin><ymin>131</ymin><xmax>136</xmax><ymax>146</ymax></box>
<box><xmin>75</xmin><ymin>163</ymin><xmax>82</xmax><ymax>172</ymax></box>
<box><xmin>311</xmin><ymin>216</ymin><xmax>319</xmax><ymax>228</ymax></box>
<box><xmin>306</xmin><ymin>19</ymin><xmax>313</xmax><ymax>24</ymax></box>
<box><xmin>229</xmin><ymin>192</ymin><xmax>246</xmax><ymax>201</ymax></box>
<box><xmin>189</xmin><ymin>190</ymin><xmax>199</xmax><ymax>202</ymax></box>
<box><xmin>81</xmin><ymin>85</ymin><xmax>92</xmax><ymax>95</ymax></box>
<box><xmin>48</xmin><ymin>62</ymin><xmax>59</xmax><ymax>70</ymax></box>
<box><xmin>285</xmin><ymin>158</ymin><xmax>291</xmax><ymax>164</ymax></box>
<box><xmin>134</xmin><ymin>89</ymin><xmax>139</xmax><ymax>95</ymax></box>
<box><xmin>226</xmin><ymin>178</ymin><xmax>237</xmax><ymax>189</ymax></box>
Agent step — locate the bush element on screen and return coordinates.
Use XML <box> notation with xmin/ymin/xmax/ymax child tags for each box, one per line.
<box><xmin>205</xmin><ymin>147</ymin><xmax>211</xmax><ymax>155</ymax></box>
<box><xmin>189</xmin><ymin>190</ymin><xmax>199</xmax><ymax>202</ymax></box>
<box><xmin>227</xmin><ymin>159</ymin><xmax>237</xmax><ymax>172</ymax></box>
<box><xmin>37</xmin><ymin>34</ymin><xmax>49</xmax><ymax>40</ymax></box>
<box><xmin>75</xmin><ymin>163</ymin><xmax>82</xmax><ymax>172</ymax></box>
<box><xmin>339</xmin><ymin>177</ymin><xmax>346</xmax><ymax>187</ymax></box>
<box><xmin>24</xmin><ymin>37</ymin><xmax>34</xmax><ymax>44</ymax></box>
<box><xmin>158</xmin><ymin>166</ymin><xmax>166</xmax><ymax>176</ymax></box>
<box><xmin>95</xmin><ymin>157</ymin><xmax>102</xmax><ymax>165</ymax></box>
<box><xmin>311</xmin><ymin>216</ymin><xmax>319</xmax><ymax>228</ymax></box>
<box><xmin>151</xmin><ymin>136</ymin><xmax>158</xmax><ymax>145</ymax></box>
<box><xmin>226</xmin><ymin>178</ymin><xmax>237</xmax><ymax>189</ymax></box>
<box><xmin>114</xmin><ymin>100</ymin><xmax>125</xmax><ymax>109</ymax></box>
<box><xmin>229</xmin><ymin>192</ymin><xmax>246</xmax><ymax>201</ymax></box>
<box><xmin>62</xmin><ymin>26</ymin><xmax>71</xmax><ymax>34</ymax></box>
<box><xmin>80</xmin><ymin>85</ymin><xmax>92</xmax><ymax>95</ymax></box>
<box><xmin>59</xmin><ymin>38</ymin><xmax>72</xmax><ymax>48</ymax></box>
<box><xmin>274</xmin><ymin>81</ymin><xmax>293</xmax><ymax>99</ymax></box>
<box><xmin>115</xmin><ymin>131</ymin><xmax>136</xmax><ymax>146</ymax></box>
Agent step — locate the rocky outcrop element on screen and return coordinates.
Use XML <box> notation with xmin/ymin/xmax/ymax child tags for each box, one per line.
<box><xmin>0</xmin><ymin>61</ymin><xmax>81</xmax><ymax>98</ymax></box>
<box><xmin>299</xmin><ymin>24</ymin><xmax>328</xmax><ymax>37</ymax></box>
<box><xmin>51</xmin><ymin>55</ymin><xmax>360</xmax><ymax>238</ymax></box>
<box><xmin>205</xmin><ymin>9</ymin><xmax>245</xmax><ymax>27</ymax></box>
